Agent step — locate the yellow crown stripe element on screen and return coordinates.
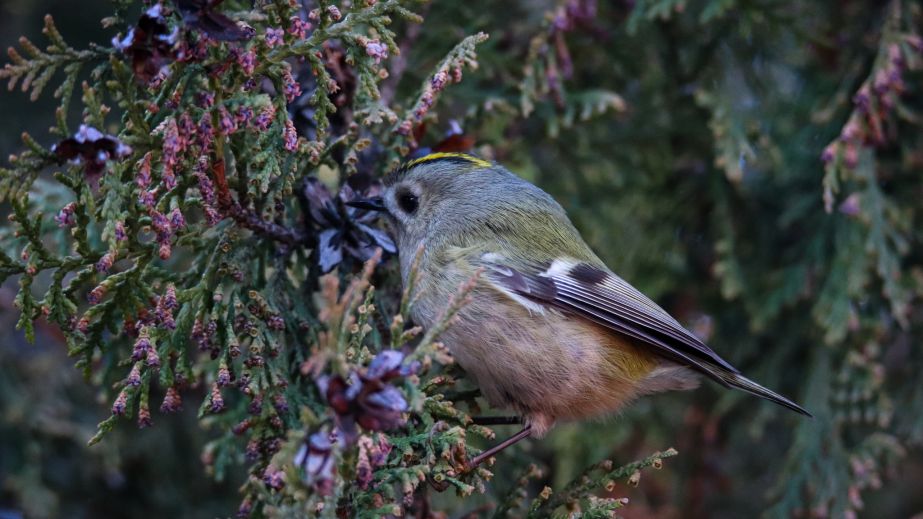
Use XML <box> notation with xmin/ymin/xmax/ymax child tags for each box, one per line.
<box><xmin>406</xmin><ymin>152</ymin><xmax>491</xmax><ymax>169</ymax></box>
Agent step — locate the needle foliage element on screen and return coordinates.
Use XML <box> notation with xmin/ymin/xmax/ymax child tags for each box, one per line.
<box><xmin>1</xmin><ymin>0</ymin><xmax>921</xmax><ymax>517</ymax></box>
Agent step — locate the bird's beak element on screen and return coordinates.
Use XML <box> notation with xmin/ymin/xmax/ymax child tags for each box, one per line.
<box><xmin>346</xmin><ymin>196</ymin><xmax>387</xmax><ymax>212</ymax></box>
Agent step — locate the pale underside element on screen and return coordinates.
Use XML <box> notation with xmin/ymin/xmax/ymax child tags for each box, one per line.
<box><xmin>412</xmin><ymin>258</ymin><xmax>700</xmax><ymax>438</ymax></box>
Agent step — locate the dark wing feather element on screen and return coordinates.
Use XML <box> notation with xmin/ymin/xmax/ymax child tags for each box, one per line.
<box><xmin>483</xmin><ymin>257</ymin><xmax>812</xmax><ymax>416</ymax></box>
<box><xmin>484</xmin><ymin>258</ymin><xmax>738</xmax><ymax>377</ymax></box>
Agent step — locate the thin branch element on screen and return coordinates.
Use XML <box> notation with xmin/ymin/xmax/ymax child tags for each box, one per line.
<box><xmin>212</xmin><ymin>156</ymin><xmax>305</xmax><ymax>245</ymax></box>
<box><xmin>228</xmin><ymin>204</ymin><xmax>304</xmax><ymax>245</ymax></box>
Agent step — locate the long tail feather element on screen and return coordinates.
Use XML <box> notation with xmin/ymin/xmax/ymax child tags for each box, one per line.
<box><xmin>700</xmin><ymin>364</ymin><xmax>812</xmax><ymax>417</ymax></box>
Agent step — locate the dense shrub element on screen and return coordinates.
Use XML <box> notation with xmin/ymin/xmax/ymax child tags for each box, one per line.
<box><xmin>1</xmin><ymin>0</ymin><xmax>921</xmax><ymax>517</ymax></box>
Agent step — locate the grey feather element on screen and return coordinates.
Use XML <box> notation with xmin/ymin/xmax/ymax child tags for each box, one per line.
<box><xmin>484</xmin><ymin>258</ymin><xmax>812</xmax><ymax>417</ymax></box>
<box><xmin>379</xmin><ymin>155</ymin><xmax>811</xmax><ymax>424</ymax></box>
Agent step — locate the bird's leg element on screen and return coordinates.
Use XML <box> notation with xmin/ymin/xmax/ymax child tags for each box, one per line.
<box><xmin>467</xmin><ymin>425</ymin><xmax>532</xmax><ymax>470</ymax></box>
<box><xmin>471</xmin><ymin>415</ymin><xmax>522</xmax><ymax>426</ymax></box>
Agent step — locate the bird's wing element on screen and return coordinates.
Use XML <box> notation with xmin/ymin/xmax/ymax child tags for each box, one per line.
<box><xmin>479</xmin><ymin>254</ymin><xmax>740</xmax><ymax>379</ymax></box>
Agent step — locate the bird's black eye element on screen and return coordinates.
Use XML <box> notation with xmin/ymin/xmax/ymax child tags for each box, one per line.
<box><xmin>397</xmin><ymin>192</ymin><xmax>419</xmax><ymax>214</ymax></box>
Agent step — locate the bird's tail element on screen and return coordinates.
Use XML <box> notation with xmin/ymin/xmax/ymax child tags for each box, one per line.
<box><xmin>699</xmin><ymin>363</ymin><xmax>812</xmax><ymax>417</ymax></box>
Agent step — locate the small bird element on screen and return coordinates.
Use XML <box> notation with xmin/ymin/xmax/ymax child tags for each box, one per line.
<box><xmin>350</xmin><ymin>152</ymin><xmax>810</xmax><ymax>465</ymax></box>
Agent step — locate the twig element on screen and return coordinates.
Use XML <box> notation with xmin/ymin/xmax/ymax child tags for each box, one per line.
<box><xmin>228</xmin><ymin>204</ymin><xmax>304</xmax><ymax>245</ymax></box>
<box><xmin>211</xmin><ymin>154</ymin><xmax>305</xmax><ymax>246</ymax></box>
<box><xmin>531</xmin><ymin>448</ymin><xmax>679</xmax><ymax>516</ymax></box>
<box><xmin>380</xmin><ymin>3</ymin><xmax>430</xmax><ymax>105</ymax></box>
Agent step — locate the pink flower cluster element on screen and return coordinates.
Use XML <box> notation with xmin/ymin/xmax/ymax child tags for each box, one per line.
<box><xmin>327</xmin><ymin>6</ymin><xmax>342</xmax><ymax>21</ymax></box>
<box><xmin>170</xmin><ymin>207</ymin><xmax>186</xmax><ymax>229</ymax></box>
<box><xmin>55</xmin><ymin>202</ymin><xmax>77</xmax><ymax>227</ymax></box>
<box><xmin>160</xmin><ymin>386</ymin><xmax>182</xmax><ymax>413</ymax></box>
<box><xmin>397</xmin><ymin>67</ymin><xmax>465</xmax><ymax>135</ymax></box>
<box><xmin>196</xmin><ymin>113</ymin><xmax>215</xmax><ymax>151</ymax></box>
<box><xmin>150</xmin><ymin>207</ymin><xmax>184</xmax><ymax>260</ymax></box>
<box><xmin>283</xmin><ymin>119</ymin><xmax>298</xmax><ymax>152</ymax></box>
<box><xmin>254</xmin><ymin>105</ymin><xmax>276</xmax><ymax>130</ymax></box>
<box><xmin>194</xmin><ymin>157</ymin><xmax>223</xmax><ymax>225</ymax></box>
<box><xmin>136</xmin><ymin>152</ymin><xmax>154</xmax><ymax>195</ymax></box>
<box><xmin>127</xmin><ymin>363</ymin><xmax>142</xmax><ymax>387</ymax></box>
<box><xmin>237</xmin><ymin>48</ymin><xmax>257</xmax><ymax>75</ymax></box>
<box><xmin>96</xmin><ymin>250</ymin><xmax>117</xmax><ymax>273</ymax></box>
<box><xmin>131</xmin><ymin>326</ymin><xmax>160</xmax><ymax>368</ymax></box>
<box><xmin>236</xmin><ymin>106</ymin><xmax>254</xmax><ymax>126</ymax></box>
<box><xmin>162</xmin><ymin>120</ymin><xmax>182</xmax><ymax>189</ymax></box>
<box><xmin>192</xmin><ymin>318</ymin><xmax>219</xmax><ymax>356</ymax></box>
<box><xmin>288</xmin><ymin>16</ymin><xmax>311</xmax><ymax>39</ymax></box>
<box><xmin>154</xmin><ymin>283</ymin><xmax>178</xmax><ymax>330</ymax></box>
<box><xmin>136</xmin><ymin>138</ymin><xmax>187</xmax><ymax>257</ymax></box>
<box><xmin>136</xmin><ymin>102</ymin><xmax>282</xmax><ymax>250</ymax></box>
<box><xmin>210</xmin><ymin>383</ymin><xmax>225</xmax><ymax>413</ymax></box>
<box><xmin>87</xmin><ymin>284</ymin><xmax>107</xmax><ymax>305</ymax></box>
<box><xmin>266</xmin><ymin>314</ymin><xmax>285</xmax><ymax>330</ymax></box>
<box><xmin>265</xmin><ymin>27</ymin><xmax>285</xmax><ymax>48</ymax></box>
<box><xmin>262</xmin><ymin>465</ymin><xmax>285</xmax><ymax>490</ymax></box>
<box><xmin>823</xmin><ymin>37</ymin><xmax>922</xmax><ymax>169</ymax></box>
<box><xmin>355</xmin><ymin>435</ymin><xmax>392</xmax><ymax>490</ymax></box>
<box><xmin>112</xmin><ymin>390</ymin><xmax>129</xmax><ymax>416</ymax></box>
<box><xmin>114</xmin><ymin>221</ymin><xmax>127</xmax><ymax>242</ymax></box>
<box><xmin>282</xmin><ymin>69</ymin><xmax>302</xmax><ymax>102</ymax></box>
<box><xmin>217</xmin><ymin>361</ymin><xmax>231</xmax><ymax>387</ymax></box>
<box><xmin>362</xmin><ymin>38</ymin><xmax>388</xmax><ymax>64</ymax></box>
<box><xmin>218</xmin><ymin>105</ymin><xmax>238</xmax><ymax>135</ymax></box>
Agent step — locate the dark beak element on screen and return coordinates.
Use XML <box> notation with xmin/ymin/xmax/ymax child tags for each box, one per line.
<box><xmin>346</xmin><ymin>196</ymin><xmax>387</xmax><ymax>212</ymax></box>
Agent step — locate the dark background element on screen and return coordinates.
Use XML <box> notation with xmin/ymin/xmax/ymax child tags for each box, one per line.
<box><xmin>2</xmin><ymin>1</ymin><xmax>923</xmax><ymax>518</ymax></box>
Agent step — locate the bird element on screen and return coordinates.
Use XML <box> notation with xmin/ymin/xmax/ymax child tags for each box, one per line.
<box><xmin>348</xmin><ymin>152</ymin><xmax>810</xmax><ymax>467</ymax></box>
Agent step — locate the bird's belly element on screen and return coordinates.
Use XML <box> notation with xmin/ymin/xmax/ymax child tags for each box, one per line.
<box><xmin>438</xmin><ymin>291</ymin><xmax>659</xmax><ymax>424</ymax></box>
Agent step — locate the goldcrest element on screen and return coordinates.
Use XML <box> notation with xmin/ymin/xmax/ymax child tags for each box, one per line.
<box><xmin>350</xmin><ymin>153</ymin><xmax>809</xmax><ymax>459</ymax></box>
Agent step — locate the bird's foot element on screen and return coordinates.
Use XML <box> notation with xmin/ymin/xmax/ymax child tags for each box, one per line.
<box><xmin>461</xmin><ymin>425</ymin><xmax>533</xmax><ymax>473</ymax></box>
<box><xmin>470</xmin><ymin>415</ymin><xmax>523</xmax><ymax>426</ymax></box>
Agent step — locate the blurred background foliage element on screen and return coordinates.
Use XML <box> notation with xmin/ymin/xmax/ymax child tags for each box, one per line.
<box><xmin>1</xmin><ymin>0</ymin><xmax>922</xmax><ymax>517</ymax></box>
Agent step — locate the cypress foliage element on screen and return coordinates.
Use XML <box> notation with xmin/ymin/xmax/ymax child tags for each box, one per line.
<box><xmin>0</xmin><ymin>0</ymin><xmax>921</xmax><ymax>517</ymax></box>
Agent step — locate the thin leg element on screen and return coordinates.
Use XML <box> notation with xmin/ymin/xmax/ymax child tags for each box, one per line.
<box><xmin>467</xmin><ymin>425</ymin><xmax>532</xmax><ymax>470</ymax></box>
<box><xmin>471</xmin><ymin>416</ymin><xmax>522</xmax><ymax>426</ymax></box>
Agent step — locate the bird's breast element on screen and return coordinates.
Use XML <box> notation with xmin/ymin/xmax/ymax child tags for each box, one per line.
<box><xmin>424</xmin><ymin>273</ymin><xmax>659</xmax><ymax>422</ymax></box>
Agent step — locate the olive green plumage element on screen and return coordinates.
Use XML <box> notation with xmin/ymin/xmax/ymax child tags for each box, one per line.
<box><xmin>370</xmin><ymin>153</ymin><xmax>809</xmax><ymax>437</ymax></box>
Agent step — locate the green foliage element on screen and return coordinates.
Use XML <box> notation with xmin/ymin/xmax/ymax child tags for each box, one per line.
<box><xmin>1</xmin><ymin>0</ymin><xmax>922</xmax><ymax>517</ymax></box>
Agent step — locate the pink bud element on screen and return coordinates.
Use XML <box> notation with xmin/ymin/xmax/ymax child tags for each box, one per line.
<box><xmin>265</xmin><ymin>27</ymin><xmax>284</xmax><ymax>48</ymax></box>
